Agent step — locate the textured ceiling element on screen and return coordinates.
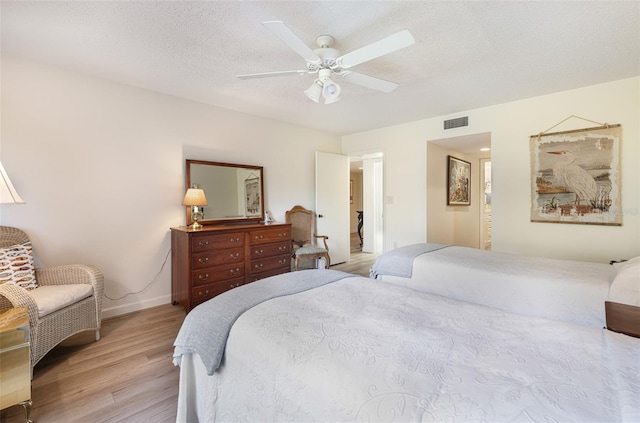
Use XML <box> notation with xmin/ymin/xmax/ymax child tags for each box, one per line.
<box><xmin>2</xmin><ymin>1</ymin><xmax>639</xmax><ymax>135</ymax></box>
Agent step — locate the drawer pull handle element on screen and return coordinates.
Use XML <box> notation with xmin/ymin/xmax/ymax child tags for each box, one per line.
<box><xmin>230</xmin><ymin>253</ymin><xmax>240</xmax><ymax>259</ymax></box>
<box><xmin>198</xmin><ymin>241</ymin><xmax>210</xmax><ymax>248</ymax></box>
<box><xmin>198</xmin><ymin>274</ymin><xmax>209</xmax><ymax>281</ymax></box>
<box><xmin>278</xmin><ymin>232</ymin><xmax>286</xmax><ymax>238</ymax></box>
<box><xmin>198</xmin><ymin>290</ymin><xmax>210</xmax><ymax>297</ymax></box>
<box><xmin>278</xmin><ymin>246</ymin><xmax>287</xmax><ymax>252</ymax></box>
<box><xmin>230</xmin><ymin>237</ymin><xmax>240</xmax><ymax>243</ymax></box>
<box><xmin>230</xmin><ymin>268</ymin><xmax>240</xmax><ymax>275</ymax></box>
<box><xmin>278</xmin><ymin>259</ymin><xmax>287</xmax><ymax>265</ymax></box>
<box><xmin>230</xmin><ymin>283</ymin><xmax>241</xmax><ymax>289</ymax></box>
<box><xmin>255</xmin><ymin>263</ymin><xmax>264</xmax><ymax>270</ymax></box>
<box><xmin>198</xmin><ymin>257</ymin><xmax>209</xmax><ymax>264</ymax></box>
<box><xmin>255</xmin><ymin>235</ymin><xmax>264</xmax><ymax>240</ymax></box>
<box><xmin>255</xmin><ymin>249</ymin><xmax>264</xmax><ymax>256</ymax></box>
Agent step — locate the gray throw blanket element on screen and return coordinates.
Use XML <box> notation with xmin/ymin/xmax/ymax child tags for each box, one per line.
<box><xmin>173</xmin><ymin>269</ymin><xmax>354</xmax><ymax>375</ymax></box>
<box><xmin>370</xmin><ymin>243</ymin><xmax>449</xmax><ymax>278</ymax></box>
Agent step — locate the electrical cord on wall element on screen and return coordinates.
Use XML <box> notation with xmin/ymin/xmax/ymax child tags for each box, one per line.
<box><xmin>104</xmin><ymin>248</ymin><xmax>171</xmax><ymax>301</ymax></box>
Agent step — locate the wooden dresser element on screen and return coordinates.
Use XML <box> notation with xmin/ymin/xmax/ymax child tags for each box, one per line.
<box><xmin>171</xmin><ymin>222</ymin><xmax>291</xmax><ymax>312</ymax></box>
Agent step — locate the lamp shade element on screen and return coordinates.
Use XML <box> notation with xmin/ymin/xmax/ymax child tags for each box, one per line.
<box><xmin>182</xmin><ymin>188</ymin><xmax>208</xmax><ymax>206</ymax></box>
<box><xmin>322</xmin><ymin>79</ymin><xmax>341</xmax><ymax>104</ymax></box>
<box><xmin>304</xmin><ymin>81</ymin><xmax>322</xmax><ymax>103</ymax></box>
<box><xmin>0</xmin><ymin>161</ymin><xmax>25</xmax><ymax>204</ymax></box>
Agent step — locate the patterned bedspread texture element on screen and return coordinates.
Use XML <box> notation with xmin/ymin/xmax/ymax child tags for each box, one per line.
<box><xmin>373</xmin><ymin>244</ymin><xmax>616</xmax><ymax>328</ymax></box>
<box><xmin>173</xmin><ymin>269</ymin><xmax>354</xmax><ymax>375</ymax></box>
<box><xmin>176</xmin><ymin>272</ymin><xmax>640</xmax><ymax>422</ymax></box>
<box><xmin>369</xmin><ymin>243</ymin><xmax>449</xmax><ymax>278</ymax></box>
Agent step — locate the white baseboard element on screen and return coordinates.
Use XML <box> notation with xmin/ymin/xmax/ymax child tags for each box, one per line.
<box><xmin>102</xmin><ymin>294</ymin><xmax>173</xmax><ymax>319</ymax></box>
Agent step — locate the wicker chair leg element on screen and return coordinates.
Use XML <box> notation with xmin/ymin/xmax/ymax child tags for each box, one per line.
<box><xmin>95</xmin><ymin>329</ymin><xmax>101</xmax><ymax>341</ymax></box>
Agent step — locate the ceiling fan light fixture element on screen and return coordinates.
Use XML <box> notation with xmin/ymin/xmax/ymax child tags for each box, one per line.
<box><xmin>241</xmin><ymin>22</ymin><xmax>416</xmax><ymax>104</ymax></box>
<box><xmin>322</xmin><ymin>78</ymin><xmax>341</xmax><ymax>104</ymax></box>
<box><xmin>324</xmin><ymin>94</ymin><xmax>341</xmax><ymax>105</ymax></box>
<box><xmin>304</xmin><ymin>81</ymin><xmax>322</xmax><ymax>103</ymax></box>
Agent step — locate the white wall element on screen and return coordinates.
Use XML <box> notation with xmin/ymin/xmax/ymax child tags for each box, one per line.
<box><xmin>1</xmin><ymin>56</ymin><xmax>341</xmax><ymax>317</ymax></box>
<box><xmin>343</xmin><ymin>77</ymin><xmax>640</xmax><ymax>263</ymax></box>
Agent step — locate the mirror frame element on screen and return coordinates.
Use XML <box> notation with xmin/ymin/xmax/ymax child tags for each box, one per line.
<box><xmin>185</xmin><ymin>159</ymin><xmax>265</xmax><ymax>226</ymax></box>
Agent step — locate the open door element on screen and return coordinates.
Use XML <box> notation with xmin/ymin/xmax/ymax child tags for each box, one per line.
<box><xmin>315</xmin><ymin>152</ymin><xmax>350</xmax><ymax>265</ymax></box>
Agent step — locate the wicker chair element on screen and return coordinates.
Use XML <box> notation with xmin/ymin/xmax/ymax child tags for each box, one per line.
<box><xmin>285</xmin><ymin>205</ymin><xmax>330</xmax><ymax>270</ymax></box>
<box><xmin>0</xmin><ymin>226</ymin><xmax>103</xmax><ymax>372</ymax></box>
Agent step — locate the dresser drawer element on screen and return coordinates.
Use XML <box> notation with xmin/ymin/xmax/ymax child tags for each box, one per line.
<box><xmin>192</xmin><ymin>247</ymin><xmax>244</xmax><ymax>270</ymax></box>
<box><xmin>191</xmin><ymin>232</ymin><xmax>245</xmax><ymax>252</ymax></box>
<box><xmin>250</xmin><ymin>241</ymin><xmax>291</xmax><ymax>260</ymax></box>
<box><xmin>250</xmin><ymin>254</ymin><xmax>290</xmax><ymax>275</ymax></box>
<box><xmin>192</xmin><ymin>278</ymin><xmax>245</xmax><ymax>306</ymax></box>
<box><xmin>192</xmin><ymin>263</ymin><xmax>244</xmax><ymax>286</ymax></box>
<box><xmin>250</xmin><ymin>227</ymin><xmax>291</xmax><ymax>245</ymax></box>
<box><xmin>171</xmin><ymin>223</ymin><xmax>291</xmax><ymax>313</ymax></box>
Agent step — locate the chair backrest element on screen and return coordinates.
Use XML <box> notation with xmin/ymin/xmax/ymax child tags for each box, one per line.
<box><xmin>285</xmin><ymin>205</ymin><xmax>316</xmax><ymax>247</ymax></box>
<box><xmin>0</xmin><ymin>226</ymin><xmax>29</xmax><ymax>248</ymax></box>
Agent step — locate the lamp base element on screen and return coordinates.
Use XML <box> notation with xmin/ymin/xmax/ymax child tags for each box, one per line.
<box><xmin>188</xmin><ymin>221</ymin><xmax>204</xmax><ymax>230</ymax></box>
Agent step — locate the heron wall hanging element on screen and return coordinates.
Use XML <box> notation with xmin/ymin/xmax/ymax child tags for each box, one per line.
<box><xmin>530</xmin><ymin>115</ymin><xmax>622</xmax><ymax>226</ymax></box>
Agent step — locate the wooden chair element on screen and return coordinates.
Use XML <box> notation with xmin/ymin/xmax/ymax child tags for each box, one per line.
<box><xmin>0</xmin><ymin>226</ymin><xmax>104</xmax><ymax>372</ymax></box>
<box><xmin>285</xmin><ymin>205</ymin><xmax>330</xmax><ymax>270</ymax></box>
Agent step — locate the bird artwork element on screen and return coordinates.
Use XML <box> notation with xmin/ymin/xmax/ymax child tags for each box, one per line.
<box><xmin>531</xmin><ymin>125</ymin><xmax>621</xmax><ymax>225</ymax></box>
<box><xmin>547</xmin><ymin>150</ymin><xmax>598</xmax><ymax>206</ymax></box>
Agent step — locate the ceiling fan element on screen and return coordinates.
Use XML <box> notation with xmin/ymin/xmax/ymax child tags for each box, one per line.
<box><xmin>237</xmin><ymin>21</ymin><xmax>415</xmax><ymax>104</ymax></box>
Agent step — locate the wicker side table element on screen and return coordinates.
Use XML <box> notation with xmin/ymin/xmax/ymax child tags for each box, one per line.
<box><xmin>0</xmin><ymin>307</ymin><xmax>32</xmax><ymax>423</ymax></box>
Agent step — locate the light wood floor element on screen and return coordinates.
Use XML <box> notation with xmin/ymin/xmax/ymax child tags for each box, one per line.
<box><xmin>0</xmin><ymin>233</ymin><xmax>376</xmax><ymax>423</ymax></box>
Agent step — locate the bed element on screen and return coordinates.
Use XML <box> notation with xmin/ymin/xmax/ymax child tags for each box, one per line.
<box><xmin>370</xmin><ymin>244</ymin><xmax>621</xmax><ymax>329</ymax></box>
<box><xmin>173</xmin><ymin>269</ymin><xmax>640</xmax><ymax>422</ymax></box>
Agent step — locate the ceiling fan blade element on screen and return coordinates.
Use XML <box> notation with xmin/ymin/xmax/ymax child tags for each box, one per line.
<box><xmin>339</xmin><ymin>71</ymin><xmax>399</xmax><ymax>93</ymax></box>
<box><xmin>338</xmin><ymin>29</ymin><xmax>415</xmax><ymax>69</ymax></box>
<box><xmin>237</xmin><ymin>70</ymin><xmax>311</xmax><ymax>80</ymax></box>
<box><xmin>263</xmin><ymin>21</ymin><xmax>321</xmax><ymax>64</ymax></box>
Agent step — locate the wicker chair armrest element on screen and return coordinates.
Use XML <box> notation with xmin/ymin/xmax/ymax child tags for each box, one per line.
<box><xmin>36</xmin><ymin>264</ymin><xmax>104</xmax><ymax>291</ymax></box>
<box><xmin>313</xmin><ymin>234</ymin><xmax>329</xmax><ymax>250</ymax></box>
<box><xmin>0</xmin><ymin>284</ymin><xmax>40</xmax><ymax>327</ymax></box>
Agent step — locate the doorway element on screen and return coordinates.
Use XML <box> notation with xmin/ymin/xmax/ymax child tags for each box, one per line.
<box><xmin>426</xmin><ymin>133</ymin><xmax>491</xmax><ymax>248</ymax></box>
<box><xmin>480</xmin><ymin>159</ymin><xmax>492</xmax><ymax>250</ymax></box>
<box><xmin>349</xmin><ymin>152</ymin><xmax>384</xmax><ymax>258</ymax></box>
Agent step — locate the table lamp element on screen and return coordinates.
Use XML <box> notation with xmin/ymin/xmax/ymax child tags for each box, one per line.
<box><xmin>182</xmin><ymin>188</ymin><xmax>207</xmax><ymax>230</ymax></box>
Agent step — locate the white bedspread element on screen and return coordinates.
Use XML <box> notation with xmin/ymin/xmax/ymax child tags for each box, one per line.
<box><xmin>376</xmin><ymin>246</ymin><xmax>615</xmax><ymax>328</ymax></box>
<box><xmin>176</xmin><ymin>274</ymin><xmax>639</xmax><ymax>423</ymax></box>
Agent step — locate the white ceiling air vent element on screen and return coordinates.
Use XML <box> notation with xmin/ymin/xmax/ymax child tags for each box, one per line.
<box><xmin>444</xmin><ymin>116</ymin><xmax>469</xmax><ymax>130</ymax></box>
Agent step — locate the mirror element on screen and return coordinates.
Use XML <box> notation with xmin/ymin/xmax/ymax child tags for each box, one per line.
<box><xmin>185</xmin><ymin>159</ymin><xmax>264</xmax><ymax>226</ymax></box>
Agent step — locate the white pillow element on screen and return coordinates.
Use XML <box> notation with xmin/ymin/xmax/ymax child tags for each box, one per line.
<box><xmin>609</xmin><ymin>256</ymin><xmax>640</xmax><ymax>306</ymax></box>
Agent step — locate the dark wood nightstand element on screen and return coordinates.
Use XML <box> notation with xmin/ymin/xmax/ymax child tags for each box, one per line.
<box><xmin>605</xmin><ymin>301</ymin><xmax>640</xmax><ymax>338</ymax></box>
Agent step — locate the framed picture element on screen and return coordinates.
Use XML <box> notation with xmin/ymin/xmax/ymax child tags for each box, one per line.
<box><xmin>530</xmin><ymin>124</ymin><xmax>621</xmax><ymax>225</ymax></box>
<box><xmin>447</xmin><ymin>156</ymin><xmax>471</xmax><ymax>206</ymax></box>
<box><xmin>244</xmin><ymin>177</ymin><xmax>261</xmax><ymax>217</ymax></box>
